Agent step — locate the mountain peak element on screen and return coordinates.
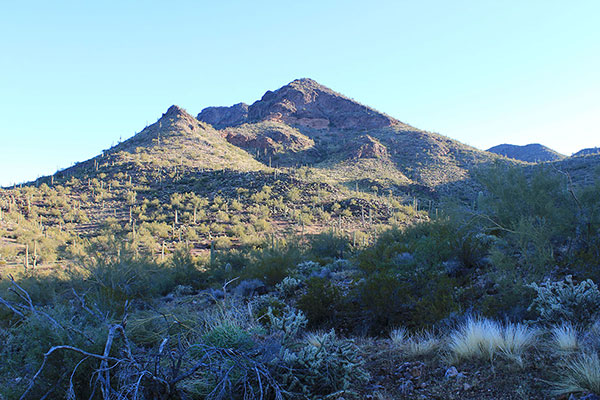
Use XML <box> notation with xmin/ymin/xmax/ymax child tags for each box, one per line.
<box><xmin>287</xmin><ymin>77</ymin><xmax>328</xmax><ymax>90</ymax></box>
<box><xmin>247</xmin><ymin>78</ymin><xmax>398</xmax><ymax>129</ymax></box>
<box><xmin>163</xmin><ymin>104</ymin><xmax>189</xmax><ymax>118</ymax></box>
<box><xmin>198</xmin><ymin>79</ymin><xmax>399</xmax><ymax>130</ymax></box>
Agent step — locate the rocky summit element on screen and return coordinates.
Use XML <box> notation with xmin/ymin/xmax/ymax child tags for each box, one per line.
<box><xmin>198</xmin><ymin>78</ymin><xmax>399</xmax><ymax>130</ymax></box>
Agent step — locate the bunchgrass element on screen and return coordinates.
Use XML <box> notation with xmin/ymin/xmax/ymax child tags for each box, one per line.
<box><xmin>551</xmin><ymin>323</ymin><xmax>580</xmax><ymax>353</ymax></box>
<box><xmin>553</xmin><ymin>352</ymin><xmax>600</xmax><ymax>396</ymax></box>
<box><xmin>390</xmin><ymin>327</ymin><xmax>440</xmax><ymax>358</ymax></box>
<box><xmin>448</xmin><ymin>317</ymin><xmax>537</xmax><ymax>364</ymax></box>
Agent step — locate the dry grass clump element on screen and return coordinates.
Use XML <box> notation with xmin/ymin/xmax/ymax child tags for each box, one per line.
<box><xmin>551</xmin><ymin>323</ymin><xmax>580</xmax><ymax>353</ymax></box>
<box><xmin>553</xmin><ymin>352</ymin><xmax>600</xmax><ymax>396</ymax></box>
<box><xmin>448</xmin><ymin>317</ymin><xmax>537</xmax><ymax>365</ymax></box>
<box><xmin>500</xmin><ymin>322</ymin><xmax>539</xmax><ymax>365</ymax></box>
<box><xmin>390</xmin><ymin>327</ymin><xmax>440</xmax><ymax>358</ymax></box>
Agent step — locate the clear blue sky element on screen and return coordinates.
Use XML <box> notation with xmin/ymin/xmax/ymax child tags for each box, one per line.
<box><xmin>1</xmin><ymin>1</ymin><xmax>598</xmax><ymax>186</ymax></box>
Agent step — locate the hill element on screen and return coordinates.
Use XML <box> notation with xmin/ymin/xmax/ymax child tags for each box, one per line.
<box><xmin>3</xmin><ymin>80</ymin><xmax>600</xmax><ymax>400</ymax></box>
<box><xmin>572</xmin><ymin>147</ymin><xmax>600</xmax><ymax>157</ymax></box>
<box><xmin>1</xmin><ymin>78</ymin><xmax>504</xmax><ymax>265</ymax></box>
<box><xmin>200</xmin><ymin>78</ymin><xmax>500</xmax><ymax>196</ymax></box>
<box><xmin>486</xmin><ymin>143</ymin><xmax>566</xmax><ymax>162</ymax></box>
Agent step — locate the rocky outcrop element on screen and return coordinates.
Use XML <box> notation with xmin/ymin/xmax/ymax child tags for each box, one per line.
<box><xmin>247</xmin><ymin>78</ymin><xmax>398</xmax><ymax>129</ymax></box>
<box><xmin>350</xmin><ymin>135</ymin><xmax>389</xmax><ymax>159</ymax></box>
<box><xmin>197</xmin><ymin>78</ymin><xmax>398</xmax><ymax>130</ymax></box>
<box><xmin>197</xmin><ymin>102</ymin><xmax>249</xmax><ymax>129</ymax></box>
<box><xmin>223</xmin><ymin>121</ymin><xmax>314</xmax><ymax>155</ymax></box>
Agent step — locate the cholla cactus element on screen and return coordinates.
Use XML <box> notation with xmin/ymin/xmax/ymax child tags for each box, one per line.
<box><xmin>528</xmin><ymin>275</ymin><xmax>600</xmax><ymax>326</ymax></box>
<box><xmin>280</xmin><ymin>329</ymin><xmax>370</xmax><ymax>398</ymax></box>
<box><xmin>267</xmin><ymin>305</ymin><xmax>307</xmax><ymax>342</ymax></box>
<box><xmin>296</xmin><ymin>260</ymin><xmax>321</xmax><ymax>277</ymax></box>
<box><xmin>276</xmin><ymin>276</ymin><xmax>302</xmax><ymax>297</ymax></box>
<box><xmin>328</xmin><ymin>258</ymin><xmax>352</xmax><ymax>272</ymax></box>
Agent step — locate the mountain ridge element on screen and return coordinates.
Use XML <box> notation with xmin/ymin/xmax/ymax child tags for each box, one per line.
<box><xmin>487</xmin><ymin>143</ymin><xmax>566</xmax><ymax>163</ymax></box>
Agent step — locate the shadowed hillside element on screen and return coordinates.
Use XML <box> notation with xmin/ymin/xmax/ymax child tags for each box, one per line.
<box><xmin>487</xmin><ymin>143</ymin><xmax>566</xmax><ymax>163</ymax></box>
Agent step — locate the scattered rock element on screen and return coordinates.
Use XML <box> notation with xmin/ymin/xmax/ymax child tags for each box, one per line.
<box><xmin>445</xmin><ymin>366</ymin><xmax>459</xmax><ymax>379</ymax></box>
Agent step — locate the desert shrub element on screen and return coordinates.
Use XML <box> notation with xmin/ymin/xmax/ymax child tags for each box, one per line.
<box><xmin>0</xmin><ymin>305</ymin><xmax>107</xmax><ymax>399</ymax></box>
<box><xmin>297</xmin><ymin>277</ymin><xmax>342</xmax><ymax>328</ymax></box>
<box><xmin>242</xmin><ymin>244</ymin><xmax>301</xmax><ymax>287</ymax></box>
<box><xmin>474</xmin><ymin>164</ymin><xmax>600</xmax><ymax>278</ymax></box>
<box><xmin>355</xmin><ymin>271</ymin><xmax>411</xmax><ymax>331</ymax></box>
<box><xmin>280</xmin><ymin>329</ymin><xmax>369</xmax><ymax>398</ymax></box>
<box><xmin>308</xmin><ymin>231</ymin><xmax>351</xmax><ymax>262</ymax></box>
<box><xmin>475</xmin><ymin>164</ymin><xmax>575</xmax><ymax>236</ymax></box>
<box><xmin>528</xmin><ymin>275</ymin><xmax>600</xmax><ymax>326</ymax></box>
<box><xmin>354</xmin><ymin>266</ymin><xmax>457</xmax><ymax>332</ymax></box>
<box><xmin>85</xmin><ymin>256</ymin><xmax>174</xmax><ymax>316</ymax></box>
<box><xmin>170</xmin><ymin>247</ymin><xmax>207</xmax><ymax>289</ymax></box>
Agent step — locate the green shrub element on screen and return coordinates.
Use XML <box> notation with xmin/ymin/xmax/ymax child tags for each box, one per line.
<box><xmin>243</xmin><ymin>245</ymin><xmax>301</xmax><ymax>287</ymax></box>
<box><xmin>308</xmin><ymin>231</ymin><xmax>351</xmax><ymax>262</ymax></box>
<box><xmin>86</xmin><ymin>255</ymin><xmax>174</xmax><ymax>316</ymax></box>
<box><xmin>298</xmin><ymin>277</ymin><xmax>341</xmax><ymax>328</ymax></box>
<box><xmin>202</xmin><ymin>323</ymin><xmax>255</xmax><ymax>351</ymax></box>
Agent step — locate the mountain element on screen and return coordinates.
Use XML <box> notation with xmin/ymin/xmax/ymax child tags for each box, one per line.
<box><xmin>61</xmin><ymin>105</ymin><xmax>265</xmax><ymax>180</ymax></box>
<box><xmin>572</xmin><ymin>147</ymin><xmax>600</xmax><ymax>157</ymax></box>
<box><xmin>198</xmin><ymin>78</ymin><xmax>397</xmax><ymax>130</ymax></box>
<box><xmin>2</xmin><ymin>78</ymin><xmax>509</xmax><ymax>257</ymax></box>
<box><xmin>198</xmin><ymin>78</ymin><xmax>500</xmax><ymax>195</ymax></box>
<box><xmin>486</xmin><ymin>143</ymin><xmax>566</xmax><ymax>163</ymax></box>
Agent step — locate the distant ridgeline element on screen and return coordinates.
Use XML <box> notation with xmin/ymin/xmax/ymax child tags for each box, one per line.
<box><xmin>486</xmin><ymin>143</ymin><xmax>566</xmax><ymax>163</ymax></box>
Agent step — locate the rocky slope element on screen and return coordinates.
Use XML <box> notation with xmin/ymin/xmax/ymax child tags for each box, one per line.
<box><xmin>67</xmin><ymin>105</ymin><xmax>265</xmax><ymax>176</ymax></box>
<box><xmin>199</xmin><ymin>78</ymin><xmax>501</xmax><ymax>196</ymax></box>
<box><xmin>198</xmin><ymin>78</ymin><xmax>399</xmax><ymax>130</ymax></box>
<box><xmin>486</xmin><ymin>143</ymin><xmax>565</xmax><ymax>163</ymax></box>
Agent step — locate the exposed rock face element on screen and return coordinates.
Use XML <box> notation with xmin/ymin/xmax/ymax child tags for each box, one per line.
<box><xmin>247</xmin><ymin>78</ymin><xmax>398</xmax><ymax>129</ymax></box>
<box><xmin>350</xmin><ymin>135</ymin><xmax>388</xmax><ymax>159</ymax></box>
<box><xmin>222</xmin><ymin>121</ymin><xmax>314</xmax><ymax>155</ymax></box>
<box><xmin>198</xmin><ymin>78</ymin><xmax>398</xmax><ymax>130</ymax></box>
<box><xmin>486</xmin><ymin>143</ymin><xmax>565</xmax><ymax>163</ymax></box>
<box><xmin>197</xmin><ymin>102</ymin><xmax>249</xmax><ymax>129</ymax></box>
